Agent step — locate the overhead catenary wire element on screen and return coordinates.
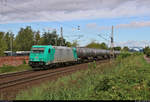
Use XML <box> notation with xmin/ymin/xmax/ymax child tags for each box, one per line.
<box><xmin>97</xmin><ymin>34</ymin><xmax>110</xmax><ymax>42</ymax></box>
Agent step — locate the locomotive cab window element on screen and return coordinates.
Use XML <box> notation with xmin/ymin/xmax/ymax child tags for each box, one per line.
<box><xmin>31</xmin><ymin>48</ymin><xmax>45</xmax><ymax>53</ymax></box>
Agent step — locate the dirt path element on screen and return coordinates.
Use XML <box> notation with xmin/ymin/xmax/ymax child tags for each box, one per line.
<box><xmin>144</xmin><ymin>55</ymin><xmax>150</xmax><ymax>63</ymax></box>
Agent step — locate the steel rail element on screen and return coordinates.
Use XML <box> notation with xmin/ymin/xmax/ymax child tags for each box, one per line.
<box><xmin>0</xmin><ymin>60</ymin><xmax>109</xmax><ymax>89</ymax></box>
<box><xmin>0</xmin><ymin>66</ymin><xmax>83</xmax><ymax>89</ymax></box>
<box><xmin>0</xmin><ymin>59</ymin><xmax>109</xmax><ymax>89</ymax></box>
<box><xmin>0</xmin><ymin>70</ymin><xmax>33</xmax><ymax>79</ymax></box>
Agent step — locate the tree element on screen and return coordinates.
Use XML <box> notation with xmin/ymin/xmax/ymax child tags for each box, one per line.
<box><xmin>40</xmin><ymin>30</ymin><xmax>58</xmax><ymax>45</ymax></box>
<box><xmin>40</xmin><ymin>30</ymin><xmax>69</xmax><ymax>46</ymax></box>
<box><xmin>4</xmin><ymin>32</ymin><xmax>10</xmax><ymax>51</ymax></box>
<box><xmin>65</xmin><ymin>42</ymin><xmax>72</xmax><ymax>47</ymax></box>
<box><xmin>114</xmin><ymin>46</ymin><xmax>121</xmax><ymax>51</ymax></box>
<box><xmin>34</xmin><ymin>30</ymin><xmax>41</xmax><ymax>45</ymax></box>
<box><xmin>4</xmin><ymin>32</ymin><xmax>14</xmax><ymax>51</ymax></box>
<box><xmin>71</xmin><ymin>40</ymin><xmax>79</xmax><ymax>47</ymax></box>
<box><xmin>143</xmin><ymin>46</ymin><xmax>150</xmax><ymax>57</ymax></box>
<box><xmin>0</xmin><ymin>32</ymin><xmax>7</xmax><ymax>56</ymax></box>
<box><xmin>86</xmin><ymin>41</ymin><xmax>101</xmax><ymax>49</ymax></box>
<box><xmin>100</xmin><ymin>42</ymin><xmax>108</xmax><ymax>49</ymax></box>
<box><xmin>123</xmin><ymin>46</ymin><xmax>129</xmax><ymax>51</ymax></box>
<box><xmin>86</xmin><ymin>41</ymin><xmax>108</xmax><ymax>49</ymax></box>
<box><xmin>143</xmin><ymin>46</ymin><xmax>149</xmax><ymax>54</ymax></box>
<box><xmin>14</xmin><ymin>26</ymin><xmax>34</xmax><ymax>51</ymax></box>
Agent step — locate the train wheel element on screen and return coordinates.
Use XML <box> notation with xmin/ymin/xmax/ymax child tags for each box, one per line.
<box><xmin>43</xmin><ymin>65</ymin><xmax>49</xmax><ymax>70</ymax></box>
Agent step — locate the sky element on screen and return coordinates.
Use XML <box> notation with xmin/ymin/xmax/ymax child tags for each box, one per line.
<box><xmin>0</xmin><ymin>0</ymin><xmax>150</xmax><ymax>47</ymax></box>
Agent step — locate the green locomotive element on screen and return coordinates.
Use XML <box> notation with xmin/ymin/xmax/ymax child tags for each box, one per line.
<box><xmin>29</xmin><ymin>45</ymin><xmax>78</xmax><ymax>69</ymax></box>
<box><xmin>29</xmin><ymin>45</ymin><xmax>120</xmax><ymax>69</ymax></box>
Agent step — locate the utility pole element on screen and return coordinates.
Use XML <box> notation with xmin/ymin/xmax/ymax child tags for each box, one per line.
<box><xmin>9</xmin><ymin>30</ymin><xmax>13</xmax><ymax>56</ymax></box>
<box><xmin>55</xmin><ymin>29</ymin><xmax>57</xmax><ymax>46</ymax></box>
<box><xmin>11</xmin><ymin>34</ymin><xmax>13</xmax><ymax>56</ymax></box>
<box><xmin>60</xmin><ymin>27</ymin><xmax>63</xmax><ymax>46</ymax></box>
<box><xmin>110</xmin><ymin>25</ymin><xmax>114</xmax><ymax>58</ymax></box>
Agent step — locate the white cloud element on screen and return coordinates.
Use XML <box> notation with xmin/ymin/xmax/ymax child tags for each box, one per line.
<box><xmin>86</xmin><ymin>23</ymin><xmax>98</xmax><ymax>28</ymax></box>
<box><xmin>0</xmin><ymin>0</ymin><xmax>150</xmax><ymax>24</ymax></box>
<box><xmin>115</xmin><ymin>40</ymin><xmax>150</xmax><ymax>48</ymax></box>
<box><xmin>116</xmin><ymin>21</ymin><xmax>150</xmax><ymax>28</ymax></box>
<box><xmin>86</xmin><ymin>20</ymin><xmax>150</xmax><ymax>31</ymax></box>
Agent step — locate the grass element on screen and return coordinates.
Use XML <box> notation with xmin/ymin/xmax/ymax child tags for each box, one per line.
<box><xmin>0</xmin><ymin>64</ymin><xmax>32</xmax><ymax>74</ymax></box>
<box><xmin>15</xmin><ymin>53</ymin><xmax>150</xmax><ymax>100</ymax></box>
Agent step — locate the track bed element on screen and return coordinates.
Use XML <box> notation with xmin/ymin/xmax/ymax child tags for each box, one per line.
<box><xmin>0</xmin><ymin>59</ymin><xmax>109</xmax><ymax>100</ymax></box>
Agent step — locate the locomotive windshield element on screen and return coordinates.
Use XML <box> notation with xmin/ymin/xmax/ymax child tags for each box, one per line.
<box><xmin>31</xmin><ymin>47</ymin><xmax>45</xmax><ymax>53</ymax></box>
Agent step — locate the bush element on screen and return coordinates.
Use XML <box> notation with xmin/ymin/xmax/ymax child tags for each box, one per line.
<box><xmin>23</xmin><ymin>59</ymin><xmax>26</xmax><ymax>64</ymax></box>
<box><xmin>143</xmin><ymin>47</ymin><xmax>150</xmax><ymax>57</ymax></box>
<box><xmin>0</xmin><ymin>64</ymin><xmax>31</xmax><ymax>73</ymax></box>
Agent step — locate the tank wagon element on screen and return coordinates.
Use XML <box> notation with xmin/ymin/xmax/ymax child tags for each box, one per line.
<box><xmin>28</xmin><ymin>45</ymin><xmax>120</xmax><ymax>69</ymax></box>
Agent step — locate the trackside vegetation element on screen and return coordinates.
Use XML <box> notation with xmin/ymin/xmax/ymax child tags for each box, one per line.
<box><xmin>0</xmin><ymin>64</ymin><xmax>31</xmax><ymax>74</ymax></box>
<box><xmin>15</xmin><ymin>53</ymin><xmax>150</xmax><ymax>100</ymax></box>
<box><xmin>143</xmin><ymin>46</ymin><xmax>150</xmax><ymax>57</ymax></box>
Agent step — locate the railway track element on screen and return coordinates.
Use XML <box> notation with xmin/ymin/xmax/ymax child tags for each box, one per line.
<box><xmin>0</xmin><ymin>66</ymin><xmax>84</xmax><ymax>89</ymax></box>
<box><xmin>0</xmin><ymin>59</ymin><xmax>109</xmax><ymax>90</ymax></box>
<box><xmin>0</xmin><ymin>70</ymin><xmax>33</xmax><ymax>79</ymax></box>
<box><xmin>0</xmin><ymin>59</ymin><xmax>101</xmax><ymax>79</ymax></box>
<box><xmin>0</xmin><ymin>59</ymin><xmax>111</xmax><ymax>100</ymax></box>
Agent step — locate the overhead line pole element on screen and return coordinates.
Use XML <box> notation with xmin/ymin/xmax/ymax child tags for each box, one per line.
<box><xmin>10</xmin><ymin>34</ymin><xmax>13</xmax><ymax>56</ymax></box>
<box><xmin>55</xmin><ymin>29</ymin><xmax>57</xmax><ymax>46</ymax></box>
<box><xmin>60</xmin><ymin>27</ymin><xmax>63</xmax><ymax>46</ymax></box>
<box><xmin>110</xmin><ymin>25</ymin><xmax>114</xmax><ymax>58</ymax></box>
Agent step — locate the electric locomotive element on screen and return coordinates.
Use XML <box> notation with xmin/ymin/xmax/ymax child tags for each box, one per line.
<box><xmin>28</xmin><ymin>45</ymin><xmax>120</xmax><ymax>69</ymax></box>
<box><xmin>29</xmin><ymin>45</ymin><xmax>77</xmax><ymax>69</ymax></box>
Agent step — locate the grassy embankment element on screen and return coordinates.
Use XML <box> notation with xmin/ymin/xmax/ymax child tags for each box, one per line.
<box><xmin>0</xmin><ymin>61</ymin><xmax>32</xmax><ymax>74</ymax></box>
<box><xmin>15</xmin><ymin>53</ymin><xmax>150</xmax><ymax>100</ymax></box>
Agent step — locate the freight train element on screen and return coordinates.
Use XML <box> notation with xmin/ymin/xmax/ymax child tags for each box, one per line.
<box><xmin>28</xmin><ymin>45</ymin><xmax>120</xmax><ymax>69</ymax></box>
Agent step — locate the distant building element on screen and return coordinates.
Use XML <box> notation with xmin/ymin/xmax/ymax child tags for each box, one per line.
<box><xmin>129</xmin><ymin>47</ymin><xmax>143</xmax><ymax>52</ymax></box>
<box><xmin>4</xmin><ymin>51</ymin><xmax>30</xmax><ymax>56</ymax></box>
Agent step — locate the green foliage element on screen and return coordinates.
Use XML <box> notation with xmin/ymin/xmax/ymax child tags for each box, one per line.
<box><xmin>34</xmin><ymin>30</ymin><xmax>41</xmax><ymax>45</ymax></box>
<box><xmin>114</xmin><ymin>46</ymin><xmax>121</xmax><ymax>51</ymax></box>
<box><xmin>0</xmin><ymin>32</ymin><xmax>7</xmax><ymax>56</ymax></box>
<box><xmin>143</xmin><ymin>46</ymin><xmax>150</xmax><ymax>57</ymax></box>
<box><xmin>116</xmin><ymin>52</ymin><xmax>132</xmax><ymax>63</ymax></box>
<box><xmin>23</xmin><ymin>59</ymin><xmax>26</xmax><ymax>64</ymax></box>
<box><xmin>16</xmin><ymin>55</ymin><xmax>150</xmax><ymax>100</ymax></box>
<box><xmin>40</xmin><ymin>30</ymin><xmax>57</xmax><ymax>45</ymax></box>
<box><xmin>0</xmin><ymin>26</ymin><xmax>76</xmax><ymax>54</ymax></box>
<box><xmin>65</xmin><ymin>42</ymin><xmax>72</xmax><ymax>47</ymax></box>
<box><xmin>94</xmin><ymin>76</ymin><xmax>111</xmax><ymax>92</ymax></box>
<box><xmin>133</xmin><ymin>52</ymin><xmax>143</xmax><ymax>56</ymax></box>
<box><xmin>15</xmin><ymin>54</ymin><xmax>150</xmax><ymax>100</ymax></box>
<box><xmin>86</xmin><ymin>41</ymin><xmax>108</xmax><ymax>49</ymax></box>
<box><xmin>71</xmin><ymin>40</ymin><xmax>79</xmax><ymax>47</ymax></box>
<box><xmin>88</xmin><ymin>61</ymin><xmax>97</xmax><ymax>69</ymax></box>
<box><xmin>4</xmin><ymin>32</ymin><xmax>10</xmax><ymax>50</ymax></box>
<box><xmin>0</xmin><ymin>64</ymin><xmax>31</xmax><ymax>73</ymax></box>
<box><xmin>39</xmin><ymin>30</ymin><xmax>70</xmax><ymax>46</ymax></box>
<box><xmin>3</xmin><ymin>32</ymin><xmax>14</xmax><ymax>51</ymax></box>
<box><xmin>14</xmin><ymin>26</ymin><xmax>34</xmax><ymax>51</ymax></box>
<box><xmin>122</xmin><ymin>46</ymin><xmax>129</xmax><ymax>51</ymax></box>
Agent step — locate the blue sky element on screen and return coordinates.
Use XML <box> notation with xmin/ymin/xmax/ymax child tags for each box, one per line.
<box><xmin>0</xmin><ymin>0</ymin><xmax>150</xmax><ymax>47</ymax></box>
